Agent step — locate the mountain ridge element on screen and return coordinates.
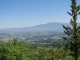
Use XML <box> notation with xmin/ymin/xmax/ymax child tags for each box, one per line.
<box><xmin>0</xmin><ymin>22</ymin><xmax>71</xmax><ymax>33</ymax></box>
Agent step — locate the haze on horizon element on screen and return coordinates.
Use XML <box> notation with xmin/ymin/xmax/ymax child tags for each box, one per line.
<box><xmin>0</xmin><ymin>0</ymin><xmax>80</xmax><ymax>29</ymax></box>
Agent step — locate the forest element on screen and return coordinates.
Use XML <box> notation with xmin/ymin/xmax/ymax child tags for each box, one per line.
<box><xmin>0</xmin><ymin>39</ymin><xmax>79</xmax><ymax>60</ymax></box>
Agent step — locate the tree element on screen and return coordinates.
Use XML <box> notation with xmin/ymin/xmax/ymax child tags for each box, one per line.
<box><xmin>12</xmin><ymin>37</ymin><xmax>18</xmax><ymax>46</ymax></box>
<box><xmin>62</xmin><ymin>0</ymin><xmax>80</xmax><ymax>60</ymax></box>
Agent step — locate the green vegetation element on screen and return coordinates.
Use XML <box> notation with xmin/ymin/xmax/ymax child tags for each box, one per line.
<box><xmin>1</xmin><ymin>39</ymin><xmax>80</xmax><ymax>60</ymax></box>
<box><xmin>63</xmin><ymin>0</ymin><xmax>80</xmax><ymax>60</ymax></box>
<box><xmin>0</xmin><ymin>39</ymin><xmax>77</xmax><ymax>60</ymax></box>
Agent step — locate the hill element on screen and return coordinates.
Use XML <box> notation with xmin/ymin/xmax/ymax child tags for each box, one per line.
<box><xmin>0</xmin><ymin>22</ymin><xmax>70</xmax><ymax>33</ymax></box>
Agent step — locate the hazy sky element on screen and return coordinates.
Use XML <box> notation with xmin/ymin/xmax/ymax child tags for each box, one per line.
<box><xmin>0</xmin><ymin>0</ymin><xmax>80</xmax><ymax>29</ymax></box>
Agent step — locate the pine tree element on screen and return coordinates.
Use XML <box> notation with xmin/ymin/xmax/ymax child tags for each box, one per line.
<box><xmin>62</xmin><ymin>0</ymin><xmax>80</xmax><ymax>60</ymax></box>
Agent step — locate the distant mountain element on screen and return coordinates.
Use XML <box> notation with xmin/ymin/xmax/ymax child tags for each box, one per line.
<box><xmin>0</xmin><ymin>22</ymin><xmax>71</xmax><ymax>33</ymax></box>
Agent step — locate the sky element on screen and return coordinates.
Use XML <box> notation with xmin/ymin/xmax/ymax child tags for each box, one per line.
<box><xmin>0</xmin><ymin>0</ymin><xmax>80</xmax><ymax>29</ymax></box>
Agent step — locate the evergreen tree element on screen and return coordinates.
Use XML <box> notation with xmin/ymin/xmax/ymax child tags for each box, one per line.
<box><xmin>62</xmin><ymin>0</ymin><xmax>80</xmax><ymax>60</ymax></box>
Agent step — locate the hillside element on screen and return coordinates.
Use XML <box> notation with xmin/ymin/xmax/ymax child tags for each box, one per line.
<box><xmin>0</xmin><ymin>22</ymin><xmax>70</xmax><ymax>33</ymax></box>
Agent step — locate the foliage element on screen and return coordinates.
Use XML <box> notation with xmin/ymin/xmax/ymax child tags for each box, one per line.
<box><xmin>62</xmin><ymin>0</ymin><xmax>80</xmax><ymax>60</ymax></box>
<box><xmin>0</xmin><ymin>40</ymin><xmax>73</xmax><ymax>60</ymax></box>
